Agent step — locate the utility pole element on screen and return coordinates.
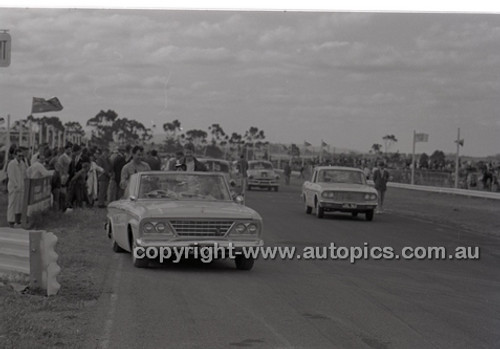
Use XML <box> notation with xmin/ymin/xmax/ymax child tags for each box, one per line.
<box><xmin>411</xmin><ymin>130</ymin><xmax>416</xmax><ymax>185</ymax></box>
<box><xmin>455</xmin><ymin>128</ymin><xmax>461</xmax><ymax>188</ymax></box>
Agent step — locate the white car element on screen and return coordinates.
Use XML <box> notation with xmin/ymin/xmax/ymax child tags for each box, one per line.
<box><xmin>302</xmin><ymin>166</ymin><xmax>378</xmax><ymax>221</ymax></box>
<box><xmin>105</xmin><ymin>171</ymin><xmax>263</xmax><ymax>269</ymax></box>
<box><xmin>247</xmin><ymin>160</ymin><xmax>280</xmax><ymax>191</ymax></box>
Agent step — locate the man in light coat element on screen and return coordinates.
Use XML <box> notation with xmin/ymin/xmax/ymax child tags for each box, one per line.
<box><xmin>7</xmin><ymin>148</ymin><xmax>28</xmax><ymax>227</ymax></box>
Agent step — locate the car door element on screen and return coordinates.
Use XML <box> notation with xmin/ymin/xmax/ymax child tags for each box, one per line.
<box><xmin>303</xmin><ymin>169</ymin><xmax>317</xmax><ymax>206</ymax></box>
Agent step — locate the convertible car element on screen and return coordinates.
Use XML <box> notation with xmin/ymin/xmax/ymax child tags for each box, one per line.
<box><xmin>105</xmin><ymin>171</ymin><xmax>263</xmax><ymax>269</ymax></box>
<box><xmin>302</xmin><ymin>166</ymin><xmax>378</xmax><ymax>221</ymax></box>
<box><xmin>247</xmin><ymin>160</ymin><xmax>280</xmax><ymax>191</ymax></box>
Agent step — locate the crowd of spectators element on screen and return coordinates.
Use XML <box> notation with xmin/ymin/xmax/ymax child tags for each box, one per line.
<box><xmin>2</xmin><ymin>142</ymin><xmax>211</xmax><ymax>226</ymax></box>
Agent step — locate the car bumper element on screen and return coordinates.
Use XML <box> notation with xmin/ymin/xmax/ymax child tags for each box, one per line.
<box><xmin>318</xmin><ymin>201</ymin><xmax>377</xmax><ymax>212</ymax></box>
<box><xmin>248</xmin><ymin>180</ymin><xmax>279</xmax><ymax>187</ymax></box>
<box><xmin>136</xmin><ymin>238</ymin><xmax>264</xmax><ymax>249</ymax></box>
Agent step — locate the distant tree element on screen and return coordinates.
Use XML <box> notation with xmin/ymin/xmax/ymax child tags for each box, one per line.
<box><xmin>244</xmin><ymin>127</ymin><xmax>266</xmax><ymax>160</ymax></box>
<box><xmin>185</xmin><ymin>129</ymin><xmax>208</xmax><ymax>150</ymax></box>
<box><xmin>430</xmin><ymin>150</ymin><xmax>446</xmax><ymax>169</ymax></box>
<box><xmin>382</xmin><ymin>134</ymin><xmax>398</xmax><ymax>153</ymax></box>
<box><xmin>87</xmin><ymin>110</ymin><xmax>119</xmax><ymax>148</ymax></box>
<box><xmin>370</xmin><ymin>143</ymin><xmax>382</xmax><ymax>154</ymax></box>
<box><xmin>163</xmin><ymin>119</ymin><xmax>182</xmax><ymax>140</ymax></box>
<box><xmin>208</xmin><ymin>123</ymin><xmax>226</xmax><ymax>146</ymax></box>
<box><xmin>419</xmin><ymin>153</ymin><xmax>429</xmax><ymax>169</ymax></box>
<box><xmin>228</xmin><ymin>132</ymin><xmax>244</xmax><ymax>156</ymax></box>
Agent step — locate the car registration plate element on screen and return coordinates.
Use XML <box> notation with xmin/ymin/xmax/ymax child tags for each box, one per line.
<box><xmin>261</xmin><ymin>172</ymin><xmax>267</xmax><ymax>177</ymax></box>
<box><xmin>342</xmin><ymin>203</ymin><xmax>357</xmax><ymax>208</ymax></box>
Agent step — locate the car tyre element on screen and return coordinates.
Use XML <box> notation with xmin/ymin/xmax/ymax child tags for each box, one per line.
<box><xmin>304</xmin><ymin>197</ymin><xmax>312</xmax><ymax>214</ymax></box>
<box><xmin>132</xmin><ymin>240</ymin><xmax>149</xmax><ymax>268</ymax></box>
<box><xmin>315</xmin><ymin>202</ymin><xmax>324</xmax><ymax>219</ymax></box>
<box><xmin>109</xmin><ymin>222</ymin><xmax>126</xmax><ymax>253</ymax></box>
<box><xmin>235</xmin><ymin>255</ymin><xmax>254</xmax><ymax>270</ymax></box>
<box><xmin>365</xmin><ymin>210</ymin><xmax>374</xmax><ymax>221</ymax></box>
<box><xmin>274</xmin><ymin>187</ymin><xmax>279</xmax><ymax>192</ymax></box>
<box><xmin>351</xmin><ymin>212</ymin><xmax>358</xmax><ymax>218</ymax></box>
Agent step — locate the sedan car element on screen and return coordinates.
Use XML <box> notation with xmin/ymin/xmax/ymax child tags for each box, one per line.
<box><xmin>105</xmin><ymin>171</ymin><xmax>263</xmax><ymax>269</ymax></box>
<box><xmin>247</xmin><ymin>160</ymin><xmax>280</xmax><ymax>191</ymax></box>
<box><xmin>302</xmin><ymin>166</ymin><xmax>378</xmax><ymax>221</ymax></box>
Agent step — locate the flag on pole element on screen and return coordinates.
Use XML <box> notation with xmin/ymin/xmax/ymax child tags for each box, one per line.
<box><xmin>414</xmin><ymin>133</ymin><xmax>429</xmax><ymax>143</ymax></box>
<box><xmin>321</xmin><ymin>140</ymin><xmax>328</xmax><ymax>147</ymax></box>
<box><xmin>31</xmin><ymin>97</ymin><xmax>64</xmax><ymax>114</ymax></box>
<box><xmin>455</xmin><ymin>139</ymin><xmax>464</xmax><ymax>146</ymax></box>
<box><xmin>304</xmin><ymin>141</ymin><xmax>311</xmax><ymax>147</ymax></box>
<box><xmin>0</xmin><ymin>117</ymin><xmax>4</xmax><ymax>125</ymax></box>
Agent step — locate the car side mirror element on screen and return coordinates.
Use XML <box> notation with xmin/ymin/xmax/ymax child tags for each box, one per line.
<box><xmin>234</xmin><ymin>195</ymin><xmax>244</xmax><ymax>205</ymax></box>
<box><xmin>129</xmin><ymin>196</ymin><xmax>137</xmax><ymax>201</ymax></box>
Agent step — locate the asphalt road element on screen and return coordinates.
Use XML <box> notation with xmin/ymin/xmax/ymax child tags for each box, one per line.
<box><xmin>88</xmin><ymin>184</ymin><xmax>500</xmax><ymax>349</ymax></box>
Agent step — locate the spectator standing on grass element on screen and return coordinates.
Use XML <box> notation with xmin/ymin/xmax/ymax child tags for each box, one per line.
<box><xmin>145</xmin><ymin>149</ymin><xmax>162</xmax><ymax>171</ymax></box>
<box><xmin>7</xmin><ymin>148</ymin><xmax>28</xmax><ymax>227</ymax></box>
<box><xmin>27</xmin><ymin>151</ymin><xmax>54</xmax><ymax>179</ymax></box>
<box><xmin>96</xmin><ymin>147</ymin><xmax>112</xmax><ymax>208</ymax></box>
<box><xmin>86</xmin><ymin>151</ymin><xmax>104</xmax><ymax>207</ymax></box>
<box><xmin>120</xmin><ymin>146</ymin><xmax>151</xmax><ymax>190</ymax></box>
<box><xmin>373</xmin><ymin>161</ymin><xmax>390</xmax><ymax>213</ymax></box>
<box><xmin>110</xmin><ymin>147</ymin><xmax>127</xmax><ymax>201</ymax></box>
<box><xmin>284</xmin><ymin>161</ymin><xmax>292</xmax><ymax>185</ymax></box>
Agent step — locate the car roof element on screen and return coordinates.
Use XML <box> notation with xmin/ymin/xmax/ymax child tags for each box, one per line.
<box><xmin>314</xmin><ymin>166</ymin><xmax>364</xmax><ymax>173</ymax></box>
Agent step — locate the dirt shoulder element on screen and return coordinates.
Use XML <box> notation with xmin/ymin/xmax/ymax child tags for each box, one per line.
<box><xmin>0</xmin><ymin>205</ymin><xmax>111</xmax><ymax>349</ymax></box>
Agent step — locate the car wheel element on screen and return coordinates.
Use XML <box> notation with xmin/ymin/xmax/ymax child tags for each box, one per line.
<box><xmin>365</xmin><ymin>210</ymin><xmax>374</xmax><ymax>221</ymax></box>
<box><xmin>274</xmin><ymin>187</ymin><xmax>279</xmax><ymax>192</ymax></box>
<box><xmin>109</xmin><ymin>222</ymin><xmax>126</xmax><ymax>253</ymax></box>
<box><xmin>247</xmin><ymin>185</ymin><xmax>252</xmax><ymax>191</ymax></box>
<box><xmin>351</xmin><ymin>212</ymin><xmax>358</xmax><ymax>218</ymax></box>
<box><xmin>131</xmin><ymin>239</ymin><xmax>149</xmax><ymax>268</ymax></box>
<box><xmin>304</xmin><ymin>197</ymin><xmax>312</xmax><ymax>214</ymax></box>
<box><xmin>315</xmin><ymin>202</ymin><xmax>324</xmax><ymax>219</ymax></box>
<box><xmin>235</xmin><ymin>256</ymin><xmax>254</xmax><ymax>270</ymax></box>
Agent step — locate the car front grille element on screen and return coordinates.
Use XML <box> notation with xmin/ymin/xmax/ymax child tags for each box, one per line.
<box><xmin>170</xmin><ymin>220</ymin><xmax>234</xmax><ymax>237</ymax></box>
<box><xmin>334</xmin><ymin>192</ymin><xmax>366</xmax><ymax>202</ymax></box>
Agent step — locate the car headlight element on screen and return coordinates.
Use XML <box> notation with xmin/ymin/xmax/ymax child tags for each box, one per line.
<box><xmin>321</xmin><ymin>191</ymin><xmax>335</xmax><ymax>198</ymax></box>
<box><xmin>234</xmin><ymin>223</ymin><xmax>247</xmax><ymax>234</ymax></box>
<box><xmin>371</xmin><ymin>194</ymin><xmax>377</xmax><ymax>200</ymax></box>
<box><xmin>364</xmin><ymin>194</ymin><xmax>371</xmax><ymax>200</ymax></box>
<box><xmin>155</xmin><ymin>222</ymin><xmax>167</xmax><ymax>233</ymax></box>
<box><xmin>143</xmin><ymin>222</ymin><xmax>155</xmax><ymax>233</ymax></box>
<box><xmin>247</xmin><ymin>223</ymin><xmax>258</xmax><ymax>234</ymax></box>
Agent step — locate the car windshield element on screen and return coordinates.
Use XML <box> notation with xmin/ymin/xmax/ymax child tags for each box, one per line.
<box><xmin>138</xmin><ymin>173</ymin><xmax>232</xmax><ymax>201</ymax></box>
<box><xmin>317</xmin><ymin>170</ymin><xmax>365</xmax><ymax>184</ymax></box>
<box><xmin>201</xmin><ymin>160</ymin><xmax>229</xmax><ymax>173</ymax></box>
<box><xmin>249</xmin><ymin>161</ymin><xmax>273</xmax><ymax>170</ymax></box>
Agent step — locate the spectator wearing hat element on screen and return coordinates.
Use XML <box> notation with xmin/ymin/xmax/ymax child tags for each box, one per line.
<box><xmin>372</xmin><ymin>161</ymin><xmax>390</xmax><ymax>213</ymax></box>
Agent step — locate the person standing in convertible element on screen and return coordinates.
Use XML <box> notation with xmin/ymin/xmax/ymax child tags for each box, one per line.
<box><xmin>177</xmin><ymin>143</ymin><xmax>207</xmax><ymax>172</ymax></box>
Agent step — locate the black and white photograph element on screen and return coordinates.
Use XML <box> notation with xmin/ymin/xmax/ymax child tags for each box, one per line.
<box><xmin>0</xmin><ymin>2</ymin><xmax>499</xmax><ymax>348</ymax></box>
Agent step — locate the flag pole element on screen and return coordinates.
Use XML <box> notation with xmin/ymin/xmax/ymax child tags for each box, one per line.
<box><xmin>455</xmin><ymin>128</ymin><xmax>460</xmax><ymax>188</ymax></box>
<box><xmin>3</xmin><ymin>114</ymin><xmax>10</xmax><ymax>172</ymax></box>
<box><xmin>411</xmin><ymin>130</ymin><xmax>416</xmax><ymax>185</ymax></box>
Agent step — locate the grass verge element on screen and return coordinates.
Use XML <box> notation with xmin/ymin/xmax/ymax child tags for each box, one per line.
<box><xmin>0</xmin><ymin>201</ymin><xmax>111</xmax><ymax>349</ymax></box>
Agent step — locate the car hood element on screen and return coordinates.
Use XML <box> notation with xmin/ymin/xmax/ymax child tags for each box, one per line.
<box><xmin>317</xmin><ymin>183</ymin><xmax>377</xmax><ymax>193</ymax></box>
<box><xmin>109</xmin><ymin>200</ymin><xmax>261</xmax><ymax>220</ymax></box>
<box><xmin>248</xmin><ymin>169</ymin><xmax>276</xmax><ymax>176</ymax></box>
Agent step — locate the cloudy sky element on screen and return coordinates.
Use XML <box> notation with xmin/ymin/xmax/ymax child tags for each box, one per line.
<box><xmin>0</xmin><ymin>7</ymin><xmax>499</xmax><ymax>156</ymax></box>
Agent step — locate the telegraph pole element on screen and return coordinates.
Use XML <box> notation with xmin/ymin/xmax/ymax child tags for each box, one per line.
<box><xmin>411</xmin><ymin>130</ymin><xmax>416</xmax><ymax>185</ymax></box>
<box><xmin>455</xmin><ymin>128</ymin><xmax>460</xmax><ymax>188</ymax></box>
